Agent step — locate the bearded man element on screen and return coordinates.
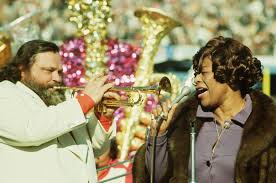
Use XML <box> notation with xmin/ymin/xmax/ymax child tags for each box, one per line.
<box><xmin>0</xmin><ymin>40</ymin><xmax>119</xmax><ymax>183</ymax></box>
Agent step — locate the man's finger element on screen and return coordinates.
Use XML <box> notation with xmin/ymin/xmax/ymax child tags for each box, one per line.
<box><xmin>102</xmin><ymin>83</ymin><xmax>114</xmax><ymax>92</ymax></box>
<box><xmin>97</xmin><ymin>75</ymin><xmax>109</xmax><ymax>85</ymax></box>
<box><xmin>103</xmin><ymin>91</ymin><xmax>120</xmax><ymax>100</ymax></box>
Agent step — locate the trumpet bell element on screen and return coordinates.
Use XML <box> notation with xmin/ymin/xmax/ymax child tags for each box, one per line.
<box><xmin>159</xmin><ymin>76</ymin><xmax>171</xmax><ymax>94</ymax></box>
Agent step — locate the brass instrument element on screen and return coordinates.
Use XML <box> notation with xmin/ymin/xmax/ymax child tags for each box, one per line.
<box><xmin>68</xmin><ymin>0</ymin><xmax>112</xmax><ymax>76</ymax></box>
<box><xmin>118</xmin><ymin>8</ymin><xmax>181</xmax><ymax>160</ymax></box>
<box><xmin>54</xmin><ymin>76</ymin><xmax>171</xmax><ymax>112</ymax></box>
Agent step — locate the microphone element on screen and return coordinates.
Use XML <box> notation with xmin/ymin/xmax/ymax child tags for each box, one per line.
<box><xmin>171</xmin><ymin>86</ymin><xmax>191</xmax><ymax>105</ymax></box>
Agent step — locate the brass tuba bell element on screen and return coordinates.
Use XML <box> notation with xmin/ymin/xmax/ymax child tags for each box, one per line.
<box><xmin>118</xmin><ymin>8</ymin><xmax>181</xmax><ymax>160</ymax></box>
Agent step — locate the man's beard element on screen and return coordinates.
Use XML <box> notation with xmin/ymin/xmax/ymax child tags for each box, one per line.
<box><xmin>22</xmin><ymin>79</ymin><xmax>66</xmax><ymax>106</ymax></box>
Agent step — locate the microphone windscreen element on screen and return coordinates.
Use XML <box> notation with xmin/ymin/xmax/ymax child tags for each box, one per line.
<box><xmin>172</xmin><ymin>86</ymin><xmax>191</xmax><ymax>105</ymax></box>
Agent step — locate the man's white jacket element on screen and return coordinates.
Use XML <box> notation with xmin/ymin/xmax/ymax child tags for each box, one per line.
<box><xmin>0</xmin><ymin>81</ymin><xmax>116</xmax><ymax>183</ymax></box>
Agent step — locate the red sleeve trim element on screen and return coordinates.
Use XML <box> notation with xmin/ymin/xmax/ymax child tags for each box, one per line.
<box><xmin>76</xmin><ymin>92</ymin><xmax>95</xmax><ymax>115</ymax></box>
<box><xmin>95</xmin><ymin>111</ymin><xmax>113</xmax><ymax>132</ymax></box>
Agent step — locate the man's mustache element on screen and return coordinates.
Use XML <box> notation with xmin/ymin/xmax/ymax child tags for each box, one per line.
<box><xmin>45</xmin><ymin>83</ymin><xmax>63</xmax><ymax>89</ymax></box>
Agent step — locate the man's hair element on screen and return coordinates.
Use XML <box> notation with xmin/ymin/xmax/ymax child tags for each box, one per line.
<box><xmin>192</xmin><ymin>36</ymin><xmax>263</xmax><ymax>96</ymax></box>
<box><xmin>0</xmin><ymin>40</ymin><xmax>59</xmax><ymax>83</ymax></box>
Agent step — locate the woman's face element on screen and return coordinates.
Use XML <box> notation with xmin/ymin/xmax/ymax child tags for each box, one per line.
<box><xmin>194</xmin><ymin>57</ymin><xmax>229</xmax><ymax>109</ymax></box>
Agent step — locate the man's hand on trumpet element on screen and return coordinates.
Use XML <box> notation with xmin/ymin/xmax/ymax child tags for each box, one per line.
<box><xmin>95</xmin><ymin>91</ymin><xmax>123</xmax><ymax>118</ymax></box>
<box><xmin>83</xmin><ymin>74</ymin><xmax>115</xmax><ymax>104</ymax></box>
<box><xmin>83</xmin><ymin>74</ymin><xmax>123</xmax><ymax>118</ymax></box>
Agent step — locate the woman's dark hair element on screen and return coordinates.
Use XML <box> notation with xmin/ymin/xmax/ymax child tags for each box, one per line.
<box><xmin>0</xmin><ymin>40</ymin><xmax>59</xmax><ymax>83</ymax></box>
<box><xmin>193</xmin><ymin>36</ymin><xmax>263</xmax><ymax>96</ymax></box>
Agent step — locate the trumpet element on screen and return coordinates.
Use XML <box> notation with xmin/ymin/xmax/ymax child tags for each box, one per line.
<box><xmin>54</xmin><ymin>76</ymin><xmax>171</xmax><ymax>112</ymax></box>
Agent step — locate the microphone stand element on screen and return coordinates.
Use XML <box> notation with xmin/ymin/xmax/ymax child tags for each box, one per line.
<box><xmin>149</xmin><ymin>115</ymin><xmax>163</xmax><ymax>183</ymax></box>
<box><xmin>189</xmin><ymin>120</ymin><xmax>197</xmax><ymax>183</ymax></box>
<box><xmin>150</xmin><ymin>117</ymin><xmax>198</xmax><ymax>183</ymax></box>
<box><xmin>149</xmin><ymin>87</ymin><xmax>193</xmax><ymax>183</ymax></box>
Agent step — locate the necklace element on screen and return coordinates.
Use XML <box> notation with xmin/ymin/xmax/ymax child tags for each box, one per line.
<box><xmin>210</xmin><ymin>120</ymin><xmax>232</xmax><ymax>160</ymax></box>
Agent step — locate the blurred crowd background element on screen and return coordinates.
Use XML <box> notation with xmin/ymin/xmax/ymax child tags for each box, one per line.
<box><xmin>0</xmin><ymin>0</ymin><xmax>275</xmax><ymax>55</ymax></box>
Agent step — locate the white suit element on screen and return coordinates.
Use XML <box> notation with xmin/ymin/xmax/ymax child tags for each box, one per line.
<box><xmin>0</xmin><ymin>81</ymin><xmax>115</xmax><ymax>183</ymax></box>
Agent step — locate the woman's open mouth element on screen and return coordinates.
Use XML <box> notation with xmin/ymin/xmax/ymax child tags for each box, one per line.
<box><xmin>196</xmin><ymin>87</ymin><xmax>208</xmax><ymax>98</ymax></box>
